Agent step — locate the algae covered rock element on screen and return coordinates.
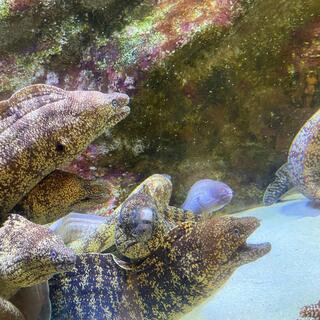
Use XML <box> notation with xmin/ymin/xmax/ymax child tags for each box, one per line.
<box><xmin>1</xmin><ymin>0</ymin><xmax>320</xmax><ymax>211</ymax></box>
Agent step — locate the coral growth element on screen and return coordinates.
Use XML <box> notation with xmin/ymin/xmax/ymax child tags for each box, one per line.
<box><xmin>1</xmin><ymin>0</ymin><xmax>320</xmax><ymax>210</ymax></box>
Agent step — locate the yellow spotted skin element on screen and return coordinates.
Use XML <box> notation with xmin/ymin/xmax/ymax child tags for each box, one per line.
<box><xmin>0</xmin><ymin>297</ymin><xmax>24</xmax><ymax>320</ymax></box>
<box><xmin>0</xmin><ymin>214</ymin><xmax>76</xmax><ymax>319</ymax></box>
<box><xmin>114</xmin><ymin>175</ymin><xmax>203</xmax><ymax>261</ymax></box>
<box><xmin>69</xmin><ymin>174</ymin><xmax>199</xmax><ymax>259</ymax></box>
<box><xmin>0</xmin><ymin>84</ymin><xmax>129</xmax><ymax>219</ymax></box>
<box><xmin>288</xmin><ymin>109</ymin><xmax>320</xmax><ymax>200</ymax></box>
<box><xmin>50</xmin><ymin>216</ymin><xmax>271</xmax><ymax>320</ymax></box>
<box><xmin>67</xmin><ymin>174</ymin><xmax>172</xmax><ymax>254</ymax></box>
<box><xmin>299</xmin><ymin>300</ymin><xmax>320</xmax><ymax>319</ymax></box>
<box><xmin>13</xmin><ymin>170</ymin><xmax>108</xmax><ymax>224</ymax></box>
<box><xmin>115</xmin><ymin>192</ymin><xmax>168</xmax><ymax>261</ymax></box>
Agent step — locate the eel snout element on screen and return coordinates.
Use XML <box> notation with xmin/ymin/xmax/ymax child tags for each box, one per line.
<box><xmin>234</xmin><ymin>216</ymin><xmax>271</xmax><ymax>263</ymax></box>
<box><xmin>238</xmin><ymin>242</ymin><xmax>271</xmax><ymax>263</ymax></box>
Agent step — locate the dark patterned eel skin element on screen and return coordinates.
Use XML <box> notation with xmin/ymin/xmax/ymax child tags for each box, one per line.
<box><xmin>50</xmin><ymin>216</ymin><xmax>271</xmax><ymax>320</ymax></box>
<box><xmin>13</xmin><ymin>170</ymin><xmax>109</xmax><ymax>224</ymax></box>
<box><xmin>264</xmin><ymin>109</ymin><xmax>320</xmax><ymax>205</ymax></box>
<box><xmin>0</xmin><ymin>214</ymin><xmax>76</xmax><ymax>319</ymax></box>
<box><xmin>288</xmin><ymin>109</ymin><xmax>320</xmax><ymax>200</ymax></box>
<box><xmin>0</xmin><ymin>84</ymin><xmax>129</xmax><ymax>219</ymax></box>
<box><xmin>263</xmin><ymin>163</ymin><xmax>293</xmax><ymax>205</ymax></box>
<box><xmin>299</xmin><ymin>300</ymin><xmax>320</xmax><ymax>319</ymax></box>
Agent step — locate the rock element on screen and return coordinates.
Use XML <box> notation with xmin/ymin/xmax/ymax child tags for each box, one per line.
<box><xmin>1</xmin><ymin>0</ymin><xmax>320</xmax><ymax>211</ymax></box>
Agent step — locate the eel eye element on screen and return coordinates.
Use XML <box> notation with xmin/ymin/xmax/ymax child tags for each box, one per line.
<box><xmin>233</xmin><ymin>228</ymin><xmax>240</xmax><ymax>237</ymax></box>
<box><xmin>111</xmin><ymin>99</ymin><xmax>118</xmax><ymax>108</ymax></box>
<box><xmin>55</xmin><ymin>142</ymin><xmax>65</xmax><ymax>153</ymax></box>
<box><xmin>50</xmin><ymin>250</ymin><xmax>57</xmax><ymax>261</ymax></box>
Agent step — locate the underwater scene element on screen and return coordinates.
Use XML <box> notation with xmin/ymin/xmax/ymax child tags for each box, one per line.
<box><xmin>1</xmin><ymin>0</ymin><xmax>320</xmax><ymax>319</ymax></box>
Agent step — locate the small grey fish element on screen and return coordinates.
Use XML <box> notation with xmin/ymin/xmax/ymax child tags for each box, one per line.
<box><xmin>182</xmin><ymin>179</ymin><xmax>233</xmax><ymax>214</ymax></box>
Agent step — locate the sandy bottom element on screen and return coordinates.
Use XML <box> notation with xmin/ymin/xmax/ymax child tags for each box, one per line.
<box><xmin>182</xmin><ymin>197</ymin><xmax>320</xmax><ymax>320</ymax></box>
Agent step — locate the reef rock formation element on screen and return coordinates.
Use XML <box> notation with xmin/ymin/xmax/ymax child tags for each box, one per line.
<box><xmin>1</xmin><ymin>0</ymin><xmax>320</xmax><ymax>211</ymax></box>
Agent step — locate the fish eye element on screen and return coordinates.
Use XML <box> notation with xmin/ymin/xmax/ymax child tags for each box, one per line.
<box><xmin>50</xmin><ymin>250</ymin><xmax>58</xmax><ymax>261</ymax></box>
<box><xmin>111</xmin><ymin>99</ymin><xmax>118</xmax><ymax>108</ymax></box>
<box><xmin>55</xmin><ymin>142</ymin><xmax>65</xmax><ymax>153</ymax></box>
<box><xmin>233</xmin><ymin>228</ymin><xmax>240</xmax><ymax>237</ymax></box>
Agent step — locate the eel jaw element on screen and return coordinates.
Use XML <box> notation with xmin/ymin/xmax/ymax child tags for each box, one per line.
<box><xmin>236</xmin><ymin>242</ymin><xmax>271</xmax><ymax>264</ymax></box>
<box><xmin>110</xmin><ymin>105</ymin><xmax>130</xmax><ymax>124</ymax></box>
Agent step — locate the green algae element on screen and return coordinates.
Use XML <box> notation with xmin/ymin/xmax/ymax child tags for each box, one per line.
<box><xmin>1</xmin><ymin>0</ymin><xmax>320</xmax><ymax>211</ymax></box>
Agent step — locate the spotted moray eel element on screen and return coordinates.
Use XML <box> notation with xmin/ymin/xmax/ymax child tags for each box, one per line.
<box><xmin>264</xmin><ymin>109</ymin><xmax>320</xmax><ymax>205</ymax></box>
<box><xmin>51</xmin><ymin>174</ymin><xmax>233</xmax><ymax>264</ymax></box>
<box><xmin>0</xmin><ymin>214</ymin><xmax>76</xmax><ymax>319</ymax></box>
<box><xmin>13</xmin><ymin>170</ymin><xmax>109</xmax><ymax>224</ymax></box>
<box><xmin>0</xmin><ymin>84</ymin><xmax>129</xmax><ymax>219</ymax></box>
<box><xmin>51</xmin><ymin>174</ymin><xmax>201</xmax><ymax>257</ymax></box>
<box><xmin>50</xmin><ymin>216</ymin><xmax>271</xmax><ymax>320</ymax></box>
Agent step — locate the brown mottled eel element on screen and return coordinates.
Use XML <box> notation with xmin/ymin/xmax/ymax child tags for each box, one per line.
<box><xmin>0</xmin><ymin>214</ymin><xmax>76</xmax><ymax>319</ymax></box>
<box><xmin>299</xmin><ymin>300</ymin><xmax>320</xmax><ymax>319</ymax></box>
<box><xmin>50</xmin><ymin>216</ymin><xmax>271</xmax><ymax>320</ymax></box>
<box><xmin>264</xmin><ymin>109</ymin><xmax>320</xmax><ymax>205</ymax></box>
<box><xmin>13</xmin><ymin>170</ymin><xmax>109</xmax><ymax>224</ymax></box>
<box><xmin>0</xmin><ymin>84</ymin><xmax>129</xmax><ymax>219</ymax></box>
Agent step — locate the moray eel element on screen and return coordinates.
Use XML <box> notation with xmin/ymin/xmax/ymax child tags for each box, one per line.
<box><xmin>51</xmin><ymin>174</ymin><xmax>234</xmax><ymax>263</ymax></box>
<box><xmin>50</xmin><ymin>174</ymin><xmax>174</xmax><ymax>255</ymax></box>
<box><xmin>0</xmin><ymin>214</ymin><xmax>76</xmax><ymax>319</ymax></box>
<box><xmin>287</xmin><ymin>108</ymin><xmax>320</xmax><ymax>200</ymax></box>
<box><xmin>0</xmin><ymin>84</ymin><xmax>130</xmax><ymax>218</ymax></box>
<box><xmin>51</xmin><ymin>174</ymin><xmax>196</xmax><ymax>256</ymax></box>
<box><xmin>263</xmin><ymin>164</ymin><xmax>293</xmax><ymax>206</ymax></box>
<box><xmin>13</xmin><ymin>170</ymin><xmax>109</xmax><ymax>224</ymax></box>
<box><xmin>182</xmin><ymin>179</ymin><xmax>233</xmax><ymax>214</ymax></box>
<box><xmin>299</xmin><ymin>300</ymin><xmax>320</xmax><ymax>319</ymax></box>
<box><xmin>264</xmin><ymin>109</ymin><xmax>320</xmax><ymax>205</ymax></box>
<box><xmin>49</xmin><ymin>216</ymin><xmax>271</xmax><ymax>320</ymax></box>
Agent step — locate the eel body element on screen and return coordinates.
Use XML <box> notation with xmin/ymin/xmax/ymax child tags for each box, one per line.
<box><xmin>264</xmin><ymin>109</ymin><xmax>320</xmax><ymax>205</ymax></box>
<box><xmin>0</xmin><ymin>84</ymin><xmax>129</xmax><ymax>217</ymax></box>
<box><xmin>50</xmin><ymin>217</ymin><xmax>271</xmax><ymax>320</ymax></box>
<box><xmin>0</xmin><ymin>214</ymin><xmax>76</xmax><ymax>319</ymax></box>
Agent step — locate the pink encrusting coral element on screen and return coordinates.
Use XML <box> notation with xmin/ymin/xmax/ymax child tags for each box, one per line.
<box><xmin>6</xmin><ymin>0</ymin><xmax>40</xmax><ymax>12</ymax></box>
<box><xmin>82</xmin><ymin>0</ymin><xmax>242</xmax><ymax>91</ymax></box>
<box><xmin>56</xmin><ymin>0</ymin><xmax>242</xmax><ymax>196</ymax></box>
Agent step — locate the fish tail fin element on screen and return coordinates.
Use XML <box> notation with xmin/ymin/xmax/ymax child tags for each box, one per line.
<box><xmin>263</xmin><ymin>163</ymin><xmax>292</xmax><ymax>206</ymax></box>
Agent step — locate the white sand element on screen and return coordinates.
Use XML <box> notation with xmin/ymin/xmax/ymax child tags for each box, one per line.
<box><xmin>182</xmin><ymin>198</ymin><xmax>320</xmax><ymax>320</ymax></box>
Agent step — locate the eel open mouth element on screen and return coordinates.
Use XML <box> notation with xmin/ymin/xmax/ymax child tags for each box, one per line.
<box><xmin>229</xmin><ymin>216</ymin><xmax>271</xmax><ymax>264</ymax></box>
<box><xmin>237</xmin><ymin>242</ymin><xmax>271</xmax><ymax>263</ymax></box>
<box><xmin>110</xmin><ymin>105</ymin><xmax>130</xmax><ymax>124</ymax></box>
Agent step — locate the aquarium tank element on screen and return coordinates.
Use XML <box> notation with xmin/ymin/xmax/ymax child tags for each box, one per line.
<box><xmin>0</xmin><ymin>0</ymin><xmax>320</xmax><ymax>319</ymax></box>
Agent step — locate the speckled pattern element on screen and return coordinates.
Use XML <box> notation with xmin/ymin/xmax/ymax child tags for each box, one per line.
<box><xmin>114</xmin><ymin>192</ymin><xmax>168</xmax><ymax>261</ymax></box>
<box><xmin>0</xmin><ymin>215</ymin><xmax>76</xmax><ymax>299</ymax></box>
<box><xmin>288</xmin><ymin>109</ymin><xmax>320</xmax><ymax>200</ymax></box>
<box><xmin>0</xmin><ymin>214</ymin><xmax>76</xmax><ymax>319</ymax></box>
<box><xmin>14</xmin><ymin>170</ymin><xmax>109</xmax><ymax>224</ymax></box>
<box><xmin>67</xmin><ymin>174</ymin><xmax>172</xmax><ymax>254</ymax></box>
<box><xmin>67</xmin><ymin>174</ymin><xmax>198</xmax><ymax>258</ymax></box>
<box><xmin>0</xmin><ymin>84</ymin><xmax>130</xmax><ymax>218</ymax></box>
<box><xmin>263</xmin><ymin>163</ymin><xmax>292</xmax><ymax>205</ymax></box>
<box><xmin>0</xmin><ymin>297</ymin><xmax>24</xmax><ymax>320</ymax></box>
<box><xmin>50</xmin><ymin>216</ymin><xmax>271</xmax><ymax>320</ymax></box>
<box><xmin>299</xmin><ymin>300</ymin><xmax>320</xmax><ymax>319</ymax></box>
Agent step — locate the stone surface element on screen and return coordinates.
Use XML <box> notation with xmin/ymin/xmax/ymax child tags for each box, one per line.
<box><xmin>1</xmin><ymin>0</ymin><xmax>320</xmax><ymax>211</ymax></box>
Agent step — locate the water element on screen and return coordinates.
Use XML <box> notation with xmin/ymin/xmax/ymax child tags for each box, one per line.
<box><xmin>1</xmin><ymin>0</ymin><xmax>320</xmax><ymax>319</ymax></box>
<box><xmin>185</xmin><ymin>197</ymin><xmax>320</xmax><ymax>320</ymax></box>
